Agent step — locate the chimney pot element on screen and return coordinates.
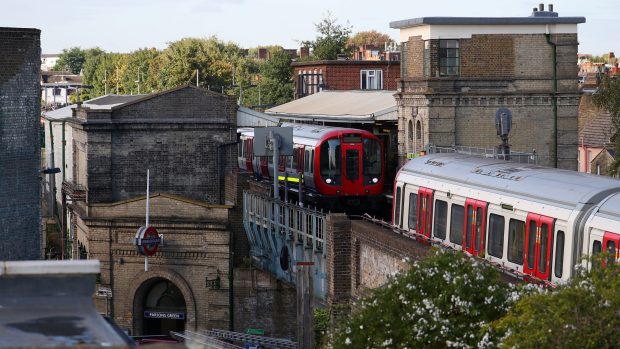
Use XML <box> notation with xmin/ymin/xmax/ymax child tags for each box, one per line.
<box><xmin>539</xmin><ymin>3</ymin><xmax>544</xmax><ymax>11</ymax></box>
<box><xmin>533</xmin><ymin>7</ymin><xmax>538</xmax><ymax>11</ymax></box>
<box><xmin>548</xmin><ymin>4</ymin><xmax>554</xmax><ymax>12</ymax></box>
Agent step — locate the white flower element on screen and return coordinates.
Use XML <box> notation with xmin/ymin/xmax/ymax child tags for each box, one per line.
<box><xmin>345</xmin><ymin>337</ymin><xmax>351</xmax><ymax>345</ymax></box>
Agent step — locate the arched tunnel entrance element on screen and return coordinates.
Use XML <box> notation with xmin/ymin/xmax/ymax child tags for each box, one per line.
<box><xmin>135</xmin><ymin>278</ymin><xmax>186</xmax><ymax>335</ymax></box>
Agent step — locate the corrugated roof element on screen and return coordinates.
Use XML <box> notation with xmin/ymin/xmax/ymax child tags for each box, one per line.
<box><xmin>580</xmin><ymin>112</ymin><xmax>616</xmax><ymax>146</ymax></box>
<box><xmin>265</xmin><ymin>90</ymin><xmax>397</xmax><ymax>123</ymax></box>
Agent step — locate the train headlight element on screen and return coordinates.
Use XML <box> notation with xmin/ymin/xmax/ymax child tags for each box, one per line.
<box><xmin>372</xmin><ymin>177</ymin><xmax>378</xmax><ymax>184</ymax></box>
<box><xmin>326</xmin><ymin>178</ymin><xmax>332</xmax><ymax>184</ymax></box>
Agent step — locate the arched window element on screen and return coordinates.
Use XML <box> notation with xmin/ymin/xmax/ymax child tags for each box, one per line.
<box><xmin>416</xmin><ymin>120</ymin><xmax>422</xmax><ymax>141</ymax></box>
<box><xmin>408</xmin><ymin>120</ymin><xmax>414</xmax><ymax>141</ymax></box>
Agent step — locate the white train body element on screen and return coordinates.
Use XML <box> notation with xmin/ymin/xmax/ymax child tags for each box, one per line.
<box><xmin>393</xmin><ymin>153</ymin><xmax>620</xmax><ymax>284</ymax></box>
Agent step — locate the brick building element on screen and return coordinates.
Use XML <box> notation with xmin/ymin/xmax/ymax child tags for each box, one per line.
<box><xmin>578</xmin><ymin>94</ymin><xmax>617</xmax><ymax>176</ymax></box>
<box><xmin>391</xmin><ymin>5</ymin><xmax>585</xmax><ymax>169</ymax></box>
<box><xmin>0</xmin><ymin>27</ymin><xmax>41</xmax><ymax>260</ymax></box>
<box><xmin>292</xmin><ymin>60</ymin><xmax>400</xmax><ymax>99</ymax></box>
<box><xmin>62</xmin><ymin>86</ymin><xmax>239</xmax><ymax>335</ymax></box>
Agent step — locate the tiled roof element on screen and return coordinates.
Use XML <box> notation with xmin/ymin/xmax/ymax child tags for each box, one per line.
<box><xmin>580</xmin><ymin>112</ymin><xmax>616</xmax><ymax>146</ymax></box>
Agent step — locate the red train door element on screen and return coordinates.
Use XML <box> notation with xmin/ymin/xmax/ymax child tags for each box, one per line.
<box><xmin>463</xmin><ymin>199</ymin><xmax>488</xmax><ymax>256</ymax></box>
<box><xmin>524</xmin><ymin>213</ymin><xmax>555</xmax><ymax>280</ymax></box>
<box><xmin>342</xmin><ymin>141</ymin><xmax>363</xmax><ymax>195</ymax></box>
<box><xmin>603</xmin><ymin>232</ymin><xmax>620</xmax><ymax>266</ymax></box>
<box><xmin>416</xmin><ymin>187</ymin><xmax>434</xmax><ymax>239</ymax></box>
<box><xmin>245</xmin><ymin>139</ymin><xmax>254</xmax><ymax>174</ymax></box>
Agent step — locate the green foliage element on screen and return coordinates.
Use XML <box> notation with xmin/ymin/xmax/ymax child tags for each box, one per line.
<box><xmin>332</xmin><ymin>250</ymin><xmax>516</xmax><ymax>349</ymax></box>
<box><xmin>54</xmin><ymin>47</ymin><xmax>87</xmax><ymax>73</ymax></box>
<box><xmin>347</xmin><ymin>30</ymin><xmax>392</xmax><ymax>50</ymax></box>
<box><xmin>314</xmin><ymin>307</ymin><xmax>330</xmax><ymax>348</ymax></box>
<box><xmin>495</xmin><ymin>255</ymin><xmax>620</xmax><ymax>349</ymax></box>
<box><xmin>304</xmin><ymin>13</ymin><xmax>352</xmax><ymax>60</ymax></box>
<box><xmin>592</xmin><ymin>75</ymin><xmax>620</xmax><ymax>175</ymax></box>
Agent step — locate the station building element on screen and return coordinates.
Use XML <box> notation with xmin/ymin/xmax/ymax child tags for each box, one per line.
<box><xmin>391</xmin><ymin>4</ymin><xmax>585</xmax><ymax>169</ymax></box>
<box><xmin>55</xmin><ymin>86</ymin><xmax>238</xmax><ymax>335</ymax></box>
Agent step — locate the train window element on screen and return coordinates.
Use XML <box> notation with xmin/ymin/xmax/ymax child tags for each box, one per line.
<box><xmin>292</xmin><ymin>149</ymin><xmax>298</xmax><ymax>170</ymax></box>
<box><xmin>527</xmin><ymin>220</ymin><xmax>537</xmax><ymax>270</ymax></box>
<box><xmin>592</xmin><ymin>240</ymin><xmax>602</xmax><ymax>255</ymax></box>
<box><xmin>606</xmin><ymin>240</ymin><xmax>617</xmax><ymax>265</ymax></box>
<box><xmin>310</xmin><ymin>149</ymin><xmax>315</xmax><ymax>172</ymax></box>
<box><xmin>363</xmin><ymin>138</ymin><xmax>382</xmax><ymax>183</ymax></box>
<box><xmin>433</xmin><ymin>200</ymin><xmax>448</xmax><ymax>240</ymax></box>
<box><xmin>394</xmin><ymin>187</ymin><xmax>402</xmax><ymax>227</ymax></box>
<box><xmin>449</xmin><ymin>204</ymin><xmax>464</xmax><ymax>245</ymax></box>
<box><xmin>408</xmin><ymin>193</ymin><xmax>418</xmax><ymax>231</ymax></box>
<box><xmin>475</xmin><ymin>207</ymin><xmax>483</xmax><ymax>252</ymax></box>
<box><xmin>507</xmin><ymin>219</ymin><xmax>525</xmax><ymax>265</ymax></box>
<box><xmin>488</xmin><ymin>214</ymin><xmax>505</xmax><ymax>258</ymax></box>
<box><xmin>466</xmin><ymin>206</ymin><xmax>473</xmax><ymax>250</ymax></box>
<box><xmin>320</xmin><ymin>139</ymin><xmax>341</xmax><ymax>184</ymax></box>
<box><xmin>345</xmin><ymin>150</ymin><xmax>359</xmax><ymax>180</ymax></box>
<box><xmin>554</xmin><ymin>231</ymin><xmax>565</xmax><ymax>278</ymax></box>
<box><xmin>539</xmin><ymin>223</ymin><xmax>549</xmax><ymax>274</ymax></box>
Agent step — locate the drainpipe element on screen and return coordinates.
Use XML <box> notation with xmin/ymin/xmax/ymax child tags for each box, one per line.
<box><xmin>545</xmin><ymin>27</ymin><xmax>558</xmax><ymax>168</ymax></box>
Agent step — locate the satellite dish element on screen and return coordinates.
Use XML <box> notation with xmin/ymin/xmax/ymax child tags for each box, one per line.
<box><xmin>495</xmin><ymin>108</ymin><xmax>512</xmax><ymax>138</ymax></box>
<box><xmin>495</xmin><ymin>108</ymin><xmax>512</xmax><ymax>159</ymax></box>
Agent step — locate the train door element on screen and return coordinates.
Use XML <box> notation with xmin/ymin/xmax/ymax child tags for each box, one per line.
<box><xmin>603</xmin><ymin>232</ymin><xmax>620</xmax><ymax>265</ymax></box>
<box><xmin>416</xmin><ymin>187</ymin><xmax>434</xmax><ymax>239</ymax></box>
<box><xmin>524</xmin><ymin>213</ymin><xmax>555</xmax><ymax>280</ymax></box>
<box><xmin>463</xmin><ymin>199</ymin><xmax>488</xmax><ymax>256</ymax></box>
<box><xmin>342</xmin><ymin>139</ymin><xmax>363</xmax><ymax>195</ymax></box>
<box><xmin>246</xmin><ymin>139</ymin><xmax>254</xmax><ymax>175</ymax></box>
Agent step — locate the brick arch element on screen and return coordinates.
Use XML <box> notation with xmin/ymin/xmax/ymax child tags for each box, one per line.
<box><xmin>128</xmin><ymin>268</ymin><xmax>197</xmax><ymax>335</ymax></box>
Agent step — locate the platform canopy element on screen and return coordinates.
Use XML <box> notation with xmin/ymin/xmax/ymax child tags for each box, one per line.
<box><xmin>265</xmin><ymin>90</ymin><xmax>397</xmax><ymax>124</ymax></box>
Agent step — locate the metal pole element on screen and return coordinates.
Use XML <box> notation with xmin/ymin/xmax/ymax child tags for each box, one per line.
<box><xmin>145</xmin><ymin>169</ymin><xmax>150</xmax><ymax>272</ymax></box>
<box><xmin>271</xmin><ymin>132</ymin><xmax>279</xmax><ymax>201</ymax></box>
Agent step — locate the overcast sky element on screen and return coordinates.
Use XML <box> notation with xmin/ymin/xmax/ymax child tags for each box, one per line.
<box><xmin>1</xmin><ymin>0</ymin><xmax>613</xmax><ymax>55</ymax></box>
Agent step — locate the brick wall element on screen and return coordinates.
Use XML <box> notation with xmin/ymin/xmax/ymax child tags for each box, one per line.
<box><xmin>234</xmin><ymin>268</ymin><xmax>296</xmax><ymax>340</ymax></box>
<box><xmin>0</xmin><ymin>27</ymin><xmax>41</xmax><ymax>260</ymax></box>
<box><xmin>460</xmin><ymin>35</ymin><xmax>515</xmax><ymax>78</ymax></box>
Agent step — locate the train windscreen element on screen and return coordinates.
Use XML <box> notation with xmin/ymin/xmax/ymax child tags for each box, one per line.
<box><xmin>363</xmin><ymin>138</ymin><xmax>382</xmax><ymax>184</ymax></box>
<box><xmin>320</xmin><ymin>138</ymin><xmax>341</xmax><ymax>185</ymax></box>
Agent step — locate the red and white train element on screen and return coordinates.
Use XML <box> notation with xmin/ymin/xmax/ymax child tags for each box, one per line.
<box><xmin>238</xmin><ymin>123</ymin><xmax>385</xmax><ymax>207</ymax></box>
<box><xmin>393</xmin><ymin>153</ymin><xmax>620</xmax><ymax>284</ymax></box>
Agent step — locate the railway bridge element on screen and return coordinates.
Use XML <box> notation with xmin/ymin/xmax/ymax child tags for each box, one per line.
<box><xmin>242</xmin><ymin>190</ymin><xmax>433</xmax><ymax>311</ymax></box>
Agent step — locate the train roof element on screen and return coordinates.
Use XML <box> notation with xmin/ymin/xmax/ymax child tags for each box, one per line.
<box><xmin>238</xmin><ymin>123</ymin><xmax>376</xmax><ymax>147</ymax></box>
<box><xmin>399</xmin><ymin>153</ymin><xmax>620</xmax><ymax>208</ymax></box>
<box><xmin>598</xmin><ymin>192</ymin><xmax>620</xmax><ymax>219</ymax></box>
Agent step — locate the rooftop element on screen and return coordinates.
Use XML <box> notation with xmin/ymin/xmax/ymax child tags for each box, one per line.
<box><xmin>265</xmin><ymin>90</ymin><xmax>397</xmax><ymax>123</ymax></box>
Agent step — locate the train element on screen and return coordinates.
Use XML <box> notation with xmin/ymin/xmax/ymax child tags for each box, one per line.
<box><xmin>238</xmin><ymin>123</ymin><xmax>385</xmax><ymax>208</ymax></box>
<box><xmin>393</xmin><ymin>153</ymin><xmax>620</xmax><ymax>284</ymax></box>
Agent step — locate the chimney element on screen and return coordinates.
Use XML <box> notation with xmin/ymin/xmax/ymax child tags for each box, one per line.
<box><xmin>539</xmin><ymin>3</ymin><xmax>544</xmax><ymax>11</ymax></box>
<box><xmin>548</xmin><ymin>3</ymin><xmax>553</xmax><ymax>12</ymax></box>
<box><xmin>533</xmin><ymin>7</ymin><xmax>538</xmax><ymax>12</ymax></box>
<box><xmin>300</xmin><ymin>46</ymin><xmax>310</xmax><ymax>59</ymax></box>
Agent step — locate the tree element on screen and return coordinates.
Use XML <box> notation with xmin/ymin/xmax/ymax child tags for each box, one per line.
<box><xmin>592</xmin><ymin>75</ymin><xmax>620</xmax><ymax>175</ymax></box>
<box><xmin>54</xmin><ymin>47</ymin><xmax>87</xmax><ymax>74</ymax></box>
<box><xmin>495</xmin><ymin>255</ymin><xmax>620</xmax><ymax>348</ymax></box>
<box><xmin>332</xmin><ymin>250</ymin><xmax>517</xmax><ymax>349</ymax></box>
<box><xmin>304</xmin><ymin>13</ymin><xmax>352</xmax><ymax>60</ymax></box>
<box><xmin>347</xmin><ymin>30</ymin><xmax>393</xmax><ymax>50</ymax></box>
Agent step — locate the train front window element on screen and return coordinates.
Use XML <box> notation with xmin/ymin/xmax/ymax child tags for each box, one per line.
<box><xmin>320</xmin><ymin>138</ymin><xmax>341</xmax><ymax>185</ymax></box>
<box><xmin>363</xmin><ymin>138</ymin><xmax>382</xmax><ymax>184</ymax></box>
<box><xmin>345</xmin><ymin>150</ymin><xmax>359</xmax><ymax>180</ymax></box>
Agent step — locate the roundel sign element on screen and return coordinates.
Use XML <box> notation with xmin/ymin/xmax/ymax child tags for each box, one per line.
<box><xmin>135</xmin><ymin>226</ymin><xmax>161</xmax><ymax>256</ymax></box>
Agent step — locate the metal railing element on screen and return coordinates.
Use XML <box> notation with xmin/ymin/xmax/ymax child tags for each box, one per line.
<box><xmin>427</xmin><ymin>144</ymin><xmax>539</xmax><ymax>164</ymax></box>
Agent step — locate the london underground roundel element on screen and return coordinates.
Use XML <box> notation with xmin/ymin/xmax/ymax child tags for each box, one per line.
<box><xmin>135</xmin><ymin>226</ymin><xmax>161</xmax><ymax>256</ymax></box>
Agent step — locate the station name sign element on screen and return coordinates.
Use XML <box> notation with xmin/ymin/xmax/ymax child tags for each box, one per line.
<box><xmin>144</xmin><ymin>311</ymin><xmax>185</xmax><ymax>320</ymax></box>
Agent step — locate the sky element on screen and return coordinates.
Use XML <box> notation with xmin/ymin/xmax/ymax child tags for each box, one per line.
<box><xmin>0</xmin><ymin>0</ymin><xmax>614</xmax><ymax>55</ymax></box>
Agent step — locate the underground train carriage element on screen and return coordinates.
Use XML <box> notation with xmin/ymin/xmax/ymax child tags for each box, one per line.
<box><xmin>392</xmin><ymin>153</ymin><xmax>620</xmax><ymax>285</ymax></box>
<box><xmin>238</xmin><ymin>123</ymin><xmax>386</xmax><ymax>211</ymax></box>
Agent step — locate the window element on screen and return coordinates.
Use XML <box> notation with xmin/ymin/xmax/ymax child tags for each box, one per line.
<box><xmin>527</xmin><ymin>220</ymin><xmax>537</xmax><ymax>269</ymax></box>
<box><xmin>53</xmin><ymin>87</ymin><xmax>62</xmax><ymax>96</ymax></box>
<box><xmin>394</xmin><ymin>187</ymin><xmax>402</xmax><ymax>227</ymax></box>
<box><xmin>439</xmin><ymin>40</ymin><xmax>459</xmax><ymax>76</ymax></box>
<box><xmin>593</xmin><ymin>240</ymin><xmax>602</xmax><ymax>255</ymax></box>
<box><xmin>362</xmin><ymin>138</ymin><xmax>382</xmax><ymax>183</ymax></box>
<box><xmin>539</xmin><ymin>223</ymin><xmax>549</xmax><ymax>274</ymax></box>
<box><xmin>488</xmin><ymin>214</ymin><xmax>505</xmax><ymax>258</ymax></box>
<box><xmin>408</xmin><ymin>193</ymin><xmax>418</xmax><ymax>231</ymax></box>
<box><xmin>555</xmin><ymin>231</ymin><xmax>565</xmax><ymax>278</ymax></box>
<box><xmin>304</xmin><ymin>150</ymin><xmax>310</xmax><ymax>172</ymax></box>
<box><xmin>433</xmin><ymin>200</ymin><xmax>448</xmax><ymax>240</ymax></box>
<box><xmin>449</xmin><ymin>204</ymin><xmax>464</xmax><ymax>245</ymax></box>
<box><xmin>360</xmin><ymin>70</ymin><xmax>383</xmax><ymax>90</ymax></box>
<box><xmin>508</xmin><ymin>219</ymin><xmax>525</xmax><ymax>265</ymax></box>
<box><xmin>345</xmin><ymin>149</ymin><xmax>359</xmax><ymax>180</ymax></box>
